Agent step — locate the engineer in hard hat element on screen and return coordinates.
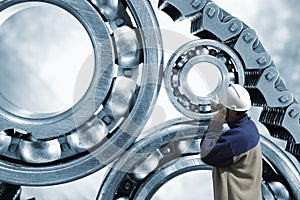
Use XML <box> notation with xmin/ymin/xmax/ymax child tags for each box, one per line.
<box><xmin>200</xmin><ymin>84</ymin><xmax>262</xmax><ymax>200</ymax></box>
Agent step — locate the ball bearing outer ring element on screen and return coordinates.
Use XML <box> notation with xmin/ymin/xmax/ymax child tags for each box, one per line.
<box><xmin>164</xmin><ymin>39</ymin><xmax>244</xmax><ymax>120</ymax></box>
<box><xmin>97</xmin><ymin>119</ymin><xmax>300</xmax><ymax>200</ymax></box>
<box><xmin>0</xmin><ymin>0</ymin><xmax>163</xmax><ymax>186</ymax></box>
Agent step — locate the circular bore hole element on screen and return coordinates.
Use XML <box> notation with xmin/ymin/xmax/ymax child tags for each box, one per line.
<box><xmin>186</xmin><ymin>62</ymin><xmax>222</xmax><ymax>97</ymax></box>
<box><xmin>152</xmin><ymin>170</ymin><xmax>213</xmax><ymax>200</ymax></box>
<box><xmin>0</xmin><ymin>2</ymin><xmax>94</xmax><ymax>118</ymax></box>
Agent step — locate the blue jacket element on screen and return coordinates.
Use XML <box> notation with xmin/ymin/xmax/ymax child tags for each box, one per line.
<box><xmin>200</xmin><ymin>115</ymin><xmax>262</xmax><ymax>200</ymax></box>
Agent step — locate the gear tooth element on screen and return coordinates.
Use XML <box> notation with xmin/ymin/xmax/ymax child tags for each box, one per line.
<box><xmin>264</xmin><ymin>125</ymin><xmax>295</xmax><ymax>142</ymax></box>
<box><xmin>244</xmin><ymin>70</ymin><xmax>262</xmax><ymax>88</ymax></box>
<box><xmin>191</xmin><ymin>13</ymin><xmax>203</xmax><ymax>34</ymax></box>
<box><xmin>260</xmin><ymin>107</ymin><xmax>285</xmax><ymax>126</ymax></box>
<box><xmin>286</xmin><ymin>142</ymin><xmax>300</xmax><ymax>162</ymax></box>
<box><xmin>260</xmin><ymin>107</ymin><xmax>298</xmax><ymax>143</ymax></box>
<box><xmin>159</xmin><ymin>1</ymin><xmax>183</xmax><ymax>21</ymax></box>
<box><xmin>248</xmin><ymin>89</ymin><xmax>267</xmax><ymax>107</ymax></box>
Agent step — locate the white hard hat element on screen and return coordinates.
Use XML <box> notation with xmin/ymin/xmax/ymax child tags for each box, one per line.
<box><xmin>220</xmin><ymin>84</ymin><xmax>251</xmax><ymax>111</ymax></box>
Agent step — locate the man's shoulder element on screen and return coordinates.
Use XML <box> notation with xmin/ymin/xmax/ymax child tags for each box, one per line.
<box><xmin>223</xmin><ymin>127</ymin><xmax>260</xmax><ymax>156</ymax></box>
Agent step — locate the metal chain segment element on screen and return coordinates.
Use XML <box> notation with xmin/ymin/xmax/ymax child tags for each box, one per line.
<box><xmin>234</xmin><ymin>28</ymin><xmax>272</xmax><ymax>69</ymax></box>
<box><xmin>159</xmin><ymin>0</ymin><xmax>300</xmax><ymax>161</ymax></box>
<box><xmin>158</xmin><ymin>0</ymin><xmax>207</xmax><ymax>21</ymax></box>
<box><xmin>256</xmin><ymin>67</ymin><xmax>294</xmax><ymax>107</ymax></box>
<box><xmin>197</xmin><ymin>2</ymin><xmax>244</xmax><ymax>42</ymax></box>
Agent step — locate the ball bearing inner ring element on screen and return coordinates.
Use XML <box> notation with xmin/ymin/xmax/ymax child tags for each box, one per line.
<box><xmin>180</xmin><ymin>55</ymin><xmax>229</xmax><ymax>104</ymax></box>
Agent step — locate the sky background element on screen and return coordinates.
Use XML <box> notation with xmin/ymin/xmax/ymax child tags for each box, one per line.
<box><xmin>0</xmin><ymin>0</ymin><xmax>299</xmax><ymax>199</ymax></box>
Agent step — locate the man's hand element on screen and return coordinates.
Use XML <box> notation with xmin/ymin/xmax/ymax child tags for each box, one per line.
<box><xmin>213</xmin><ymin>108</ymin><xmax>226</xmax><ymax>124</ymax></box>
<box><xmin>210</xmin><ymin>97</ymin><xmax>224</xmax><ymax>111</ymax></box>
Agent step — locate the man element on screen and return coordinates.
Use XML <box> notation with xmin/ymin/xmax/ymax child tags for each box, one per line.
<box><xmin>200</xmin><ymin>84</ymin><xmax>262</xmax><ymax>200</ymax></box>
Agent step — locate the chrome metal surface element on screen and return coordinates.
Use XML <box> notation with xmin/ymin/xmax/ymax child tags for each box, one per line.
<box><xmin>67</xmin><ymin>118</ymin><xmax>108</xmax><ymax>152</ymax></box>
<box><xmin>0</xmin><ymin>131</ymin><xmax>11</xmax><ymax>154</ymax></box>
<box><xmin>256</xmin><ymin>67</ymin><xmax>293</xmax><ymax>108</ymax></box>
<box><xmin>114</xmin><ymin>26</ymin><xmax>141</xmax><ymax>68</ymax></box>
<box><xmin>104</xmin><ymin>77</ymin><xmax>137</xmax><ymax>122</ymax></box>
<box><xmin>93</xmin><ymin>0</ymin><xmax>119</xmax><ymax>20</ymax></box>
<box><xmin>19</xmin><ymin>140</ymin><xmax>62</xmax><ymax>164</ymax></box>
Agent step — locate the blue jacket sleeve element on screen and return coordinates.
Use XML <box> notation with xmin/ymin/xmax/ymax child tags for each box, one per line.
<box><xmin>201</xmin><ymin>136</ymin><xmax>234</xmax><ymax>167</ymax></box>
<box><xmin>200</xmin><ymin>120</ymin><xmax>234</xmax><ymax>167</ymax></box>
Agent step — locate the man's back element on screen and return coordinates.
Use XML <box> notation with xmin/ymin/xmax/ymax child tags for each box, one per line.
<box><xmin>201</xmin><ymin>115</ymin><xmax>262</xmax><ymax>200</ymax></box>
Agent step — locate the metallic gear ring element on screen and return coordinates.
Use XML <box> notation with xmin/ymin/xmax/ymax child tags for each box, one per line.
<box><xmin>164</xmin><ymin>39</ymin><xmax>244</xmax><ymax>119</ymax></box>
<box><xmin>97</xmin><ymin>119</ymin><xmax>300</xmax><ymax>200</ymax></box>
<box><xmin>0</xmin><ymin>0</ymin><xmax>162</xmax><ymax>185</ymax></box>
